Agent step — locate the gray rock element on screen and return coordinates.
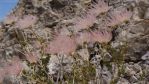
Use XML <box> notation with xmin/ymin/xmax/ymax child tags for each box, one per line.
<box><xmin>100</xmin><ymin>66</ymin><xmax>112</xmax><ymax>84</ymax></box>
<box><xmin>117</xmin><ymin>78</ymin><xmax>130</xmax><ymax>84</ymax></box>
<box><xmin>77</xmin><ymin>48</ymin><xmax>90</xmax><ymax>61</ymax></box>
<box><xmin>141</xmin><ymin>51</ymin><xmax>149</xmax><ymax>60</ymax></box>
<box><xmin>132</xmin><ymin>7</ymin><xmax>142</xmax><ymax>21</ymax></box>
<box><xmin>144</xmin><ymin>8</ymin><xmax>149</xmax><ymax>19</ymax></box>
<box><xmin>129</xmin><ymin>75</ymin><xmax>138</xmax><ymax>83</ymax></box>
<box><xmin>47</xmin><ymin>54</ymin><xmax>73</xmax><ymax>75</ymax></box>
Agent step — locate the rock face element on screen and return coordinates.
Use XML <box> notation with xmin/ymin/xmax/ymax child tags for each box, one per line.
<box><xmin>0</xmin><ymin>0</ymin><xmax>149</xmax><ymax>84</ymax></box>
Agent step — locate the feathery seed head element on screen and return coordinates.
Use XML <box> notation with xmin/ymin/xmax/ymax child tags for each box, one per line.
<box><xmin>15</xmin><ymin>15</ymin><xmax>37</xmax><ymax>29</ymax></box>
<box><xmin>25</xmin><ymin>51</ymin><xmax>39</xmax><ymax>63</ymax></box>
<box><xmin>3</xmin><ymin>57</ymin><xmax>23</xmax><ymax>76</ymax></box>
<box><xmin>3</xmin><ymin>14</ymin><xmax>18</xmax><ymax>24</ymax></box>
<box><xmin>74</xmin><ymin>31</ymin><xmax>93</xmax><ymax>45</ymax></box>
<box><xmin>46</xmin><ymin>35</ymin><xmax>77</xmax><ymax>55</ymax></box>
<box><xmin>73</xmin><ymin>13</ymin><xmax>96</xmax><ymax>33</ymax></box>
<box><xmin>91</xmin><ymin>29</ymin><xmax>112</xmax><ymax>43</ymax></box>
<box><xmin>89</xmin><ymin>0</ymin><xmax>111</xmax><ymax>16</ymax></box>
<box><xmin>105</xmin><ymin>7</ymin><xmax>132</xmax><ymax>26</ymax></box>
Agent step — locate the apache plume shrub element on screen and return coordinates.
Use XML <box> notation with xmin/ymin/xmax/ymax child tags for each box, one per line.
<box><xmin>4</xmin><ymin>57</ymin><xmax>23</xmax><ymax>76</ymax></box>
<box><xmin>15</xmin><ymin>15</ymin><xmax>37</xmax><ymax>29</ymax></box>
<box><xmin>73</xmin><ymin>0</ymin><xmax>110</xmax><ymax>33</ymax></box>
<box><xmin>91</xmin><ymin>29</ymin><xmax>112</xmax><ymax>43</ymax></box>
<box><xmin>105</xmin><ymin>7</ymin><xmax>132</xmax><ymax>27</ymax></box>
<box><xmin>73</xmin><ymin>13</ymin><xmax>96</xmax><ymax>33</ymax></box>
<box><xmin>74</xmin><ymin>31</ymin><xmax>93</xmax><ymax>45</ymax></box>
<box><xmin>74</xmin><ymin>29</ymin><xmax>112</xmax><ymax>45</ymax></box>
<box><xmin>0</xmin><ymin>57</ymin><xmax>23</xmax><ymax>82</ymax></box>
<box><xmin>0</xmin><ymin>69</ymin><xmax>5</xmax><ymax>82</ymax></box>
<box><xmin>88</xmin><ymin>0</ymin><xmax>111</xmax><ymax>16</ymax></box>
<box><xmin>3</xmin><ymin>14</ymin><xmax>18</xmax><ymax>24</ymax></box>
<box><xmin>46</xmin><ymin>35</ymin><xmax>77</xmax><ymax>55</ymax></box>
<box><xmin>25</xmin><ymin>51</ymin><xmax>39</xmax><ymax>63</ymax></box>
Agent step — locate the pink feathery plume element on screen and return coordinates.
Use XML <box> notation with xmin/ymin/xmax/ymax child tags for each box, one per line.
<box><xmin>88</xmin><ymin>0</ymin><xmax>111</xmax><ymax>16</ymax></box>
<box><xmin>91</xmin><ymin>29</ymin><xmax>112</xmax><ymax>43</ymax></box>
<box><xmin>72</xmin><ymin>0</ymin><xmax>110</xmax><ymax>33</ymax></box>
<box><xmin>0</xmin><ymin>56</ymin><xmax>23</xmax><ymax>82</ymax></box>
<box><xmin>15</xmin><ymin>15</ymin><xmax>37</xmax><ymax>29</ymax></box>
<box><xmin>0</xmin><ymin>69</ymin><xmax>6</xmax><ymax>82</ymax></box>
<box><xmin>105</xmin><ymin>7</ymin><xmax>132</xmax><ymax>27</ymax></box>
<box><xmin>74</xmin><ymin>31</ymin><xmax>93</xmax><ymax>45</ymax></box>
<box><xmin>25</xmin><ymin>51</ymin><xmax>39</xmax><ymax>63</ymax></box>
<box><xmin>3</xmin><ymin>14</ymin><xmax>18</xmax><ymax>24</ymax></box>
<box><xmin>4</xmin><ymin>57</ymin><xmax>23</xmax><ymax>76</ymax></box>
<box><xmin>73</xmin><ymin>13</ymin><xmax>96</xmax><ymax>33</ymax></box>
<box><xmin>74</xmin><ymin>29</ymin><xmax>112</xmax><ymax>44</ymax></box>
<box><xmin>45</xmin><ymin>35</ymin><xmax>77</xmax><ymax>55</ymax></box>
